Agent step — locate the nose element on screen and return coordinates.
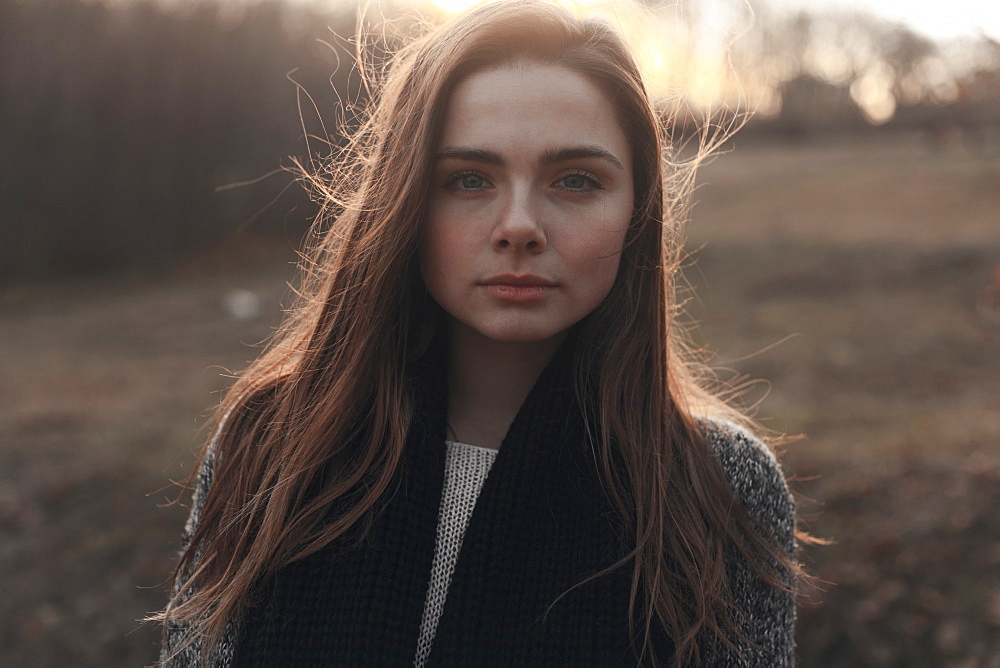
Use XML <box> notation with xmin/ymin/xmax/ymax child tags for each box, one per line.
<box><xmin>490</xmin><ymin>187</ymin><xmax>546</xmax><ymax>253</ymax></box>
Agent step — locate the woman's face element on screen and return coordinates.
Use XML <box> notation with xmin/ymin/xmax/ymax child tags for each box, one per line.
<box><xmin>420</xmin><ymin>63</ymin><xmax>634</xmax><ymax>347</ymax></box>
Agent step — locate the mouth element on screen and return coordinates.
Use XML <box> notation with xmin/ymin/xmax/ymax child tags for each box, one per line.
<box><xmin>479</xmin><ymin>275</ymin><xmax>554</xmax><ymax>303</ymax></box>
<box><xmin>480</xmin><ymin>273</ymin><xmax>557</xmax><ymax>287</ymax></box>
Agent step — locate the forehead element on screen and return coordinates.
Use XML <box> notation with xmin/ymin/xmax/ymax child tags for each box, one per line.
<box><xmin>438</xmin><ymin>63</ymin><xmax>630</xmax><ymax>161</ymax></box>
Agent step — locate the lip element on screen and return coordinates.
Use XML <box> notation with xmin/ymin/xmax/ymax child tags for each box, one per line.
<box><xmin>480</xmin><ymin>274</ymin><xmax>556</xmax><ymax>303</ymax></box>
<box><xmin>481</xmin><ymin>274</ymin><xmax>557</xmax><ymax>287</ymax></box>
<box><xmin>481</xmin><ymin>284</ymin><xmax>550</xmax><ymax>303</ymax></box>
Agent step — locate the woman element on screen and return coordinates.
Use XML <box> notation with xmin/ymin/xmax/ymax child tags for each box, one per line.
<box><xmin>157</xmin><ymin>1</ymin><xmax>799</xmax><ymax>665</ymax></box>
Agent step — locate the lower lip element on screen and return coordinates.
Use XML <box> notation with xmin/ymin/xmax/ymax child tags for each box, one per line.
<box><xmin>482</xmin><ymin>284</ymin><xmax>552</xmax><ymax>303</ymax></box>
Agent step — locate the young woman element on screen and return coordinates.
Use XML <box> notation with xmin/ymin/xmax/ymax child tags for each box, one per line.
<box><xmin>157</xmin><ymin>1</ymin><xmax>799</xmax><ymax>665</ymax></box>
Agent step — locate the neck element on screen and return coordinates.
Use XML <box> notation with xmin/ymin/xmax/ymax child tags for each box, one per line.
<box><xmin>444</xmin><ymin>323</ymin><xmax>568</xmax><ymax>450</ymax></box>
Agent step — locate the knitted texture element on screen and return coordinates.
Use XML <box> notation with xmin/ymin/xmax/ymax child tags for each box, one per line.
<box><xmin>414</xmin><ymin>441</ymin><xmax>498</xmax><ymax>667</ymax></box>
<box><xmin>160</xmin><ymin>337</ymin><xmax>796</xmax><ymax>666</ymax></box>
<box><xmin>699</xmin><ymin>419</ymin><xmax>797</xmax><ymax>666</ymax></box>
<box><xmin>160</xmin><ymin>436</ymin><xmax>238</xmax><ymax>668</ymax></box>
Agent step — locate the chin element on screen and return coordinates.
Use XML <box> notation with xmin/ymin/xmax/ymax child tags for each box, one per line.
<box><xmin>475</xmin><ymin>323</ymin><xmax>570</xmax><ymax>346</ymax></box>
<box><xmin>490</xmin><ymin>333</ymin><xmax>558</xmax><ymax>344</ymax></box>
<box><xmin>450</xmin><ymin>314</ymin><xmax>573</xmax><ymax>347</ymax></box>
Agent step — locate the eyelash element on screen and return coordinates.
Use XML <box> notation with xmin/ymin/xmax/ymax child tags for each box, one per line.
<box><xmin>443</xmin><ymin>169</ymin><xmax>605</xmax><ymax>192</ymax></box>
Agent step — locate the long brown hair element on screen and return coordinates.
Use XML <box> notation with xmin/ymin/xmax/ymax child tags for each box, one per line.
<box><xmin>157</xmin><ymin>1</ymin><xmax>800</xmax><ymax>664</ymax></box>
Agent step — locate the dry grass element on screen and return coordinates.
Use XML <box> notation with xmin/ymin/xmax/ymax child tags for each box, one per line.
<box><xmin>0</xmin><ymin>263</ymin><xmax>295</xmax><ymax>664</ymax></box>
<box><xmin>688</xmin><ymin>132</ymin><xmax>1000</xmax><ymax>665</ymax></box>
<box><xmin>1</xmin><ymin>131</ymin><xmax>997</xmax><ymax>665</ymax></box>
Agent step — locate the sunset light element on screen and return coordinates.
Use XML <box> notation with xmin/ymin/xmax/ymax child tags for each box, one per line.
<box><xmin>402</xmin><ymin>0</ymin><xmax>999</xmax><ymax>118</ymax></box>
<box><xmin>409</xmin><ymin>0</ymin><xmax>748</xmax><ymax>110</ymax></box>
<box><xmin>415</xmin><ymin>0</ymin><xmax>999</xmax><ymax>41</ymax></box>
<box><xmin>424</xmin><ymin>0</ymin><xmax>476</xmax><ymax>12</ymax></box>
<box><xmin>197</xmin><ymin>0</ymin><xmax>999</xmax><ymax>121</ymax></box>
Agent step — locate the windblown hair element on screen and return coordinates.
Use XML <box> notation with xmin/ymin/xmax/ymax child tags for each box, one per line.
<box><xmin>157</xmin><ymin>1</ymin><xmax>800</xmax><ymax>665</ymax></box>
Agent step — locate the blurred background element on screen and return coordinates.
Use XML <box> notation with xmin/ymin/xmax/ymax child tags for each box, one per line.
<box><xmin>1</xmin><ymin>0</ymin><xmax>998</xmax><ymax>664</ymax></box>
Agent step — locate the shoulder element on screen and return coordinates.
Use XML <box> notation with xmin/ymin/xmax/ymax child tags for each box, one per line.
<box><xmin>695</xmin><ymin>418</ymin><xmax>798</xmax><ymax>665</ymax></box>
<box><xmin>181</xmin><ymin>414</ymin><xmax>224</xmax><ymax>544</ymax></box>
<box><xmin>696</xmin><ymin>417</ymin><xmax>795</xmax><ymax>550</ymax></box>
<box><xmin>162</xmin><ymin>422</ymin><xmax>225</xmax><ymax>666</ymax></box>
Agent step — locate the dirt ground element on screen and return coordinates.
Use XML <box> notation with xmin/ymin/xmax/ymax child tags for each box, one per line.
<box><xmin>1</xmin><ymin>132</ymin><xmax>997</xmax><ymax>665</ymax></box>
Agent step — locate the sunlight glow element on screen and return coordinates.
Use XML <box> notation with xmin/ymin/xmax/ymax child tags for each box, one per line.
<box><xmin>426</xmin><ymin>0</ymin><xmax>476</xmax><ymax>12</ymax></box>
<box><xmin>391</xmin><ymin>0</ymin><xmax>996</xmax><ymax>121</ymax></box>
<box><xmin>850</xmin><ymin>66</ymin><xmax>897</xmax><ymax>124</ymax></box>
<box><xmin>407</xmin><ymin>0</ymin><xmax>747</xmax><ymax>110</ymax></box>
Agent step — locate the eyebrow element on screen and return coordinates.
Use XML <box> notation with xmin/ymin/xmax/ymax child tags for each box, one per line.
<box><xmin>435</xmin><ymin>144</ymin><xmax>625</xmax><ymax>171</ymax></box>
<box><xmin>541</xmin><ymin>146</ymin><xmax>625</xmax><ymax>171</ymax></box>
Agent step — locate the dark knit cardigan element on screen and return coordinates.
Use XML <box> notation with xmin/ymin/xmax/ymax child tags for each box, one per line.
<box><xmin>161</xmin><ymin>338</ymin><xmax>796</xmax><ymax>666</ymax></box>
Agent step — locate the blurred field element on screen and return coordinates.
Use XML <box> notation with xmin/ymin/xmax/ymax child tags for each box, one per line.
<box><xmin>688</xmin><ymin>133</ymin><xmax>1000</xmax><ymax>665</ymax></box>
<box><xmin>1</xmin><ymin>132</ymin><xmax>997</xmax><ymax>665</ymax></box>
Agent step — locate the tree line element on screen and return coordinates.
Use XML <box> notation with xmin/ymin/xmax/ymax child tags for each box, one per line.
<box><xmin>2</xmin><ymin>0</ymin><xmax>997</xmax><ymax>281</ymax></box>
<box><xmin>1</xmin><ymin>0</ymin><xmax>364</xmax><ymax>281</ymax></box>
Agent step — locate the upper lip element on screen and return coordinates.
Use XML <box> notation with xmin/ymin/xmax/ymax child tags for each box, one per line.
<box><xmin>481</xmin><ymin>273</ymin><xmax>556</xmax><ymax>286</ymax></box>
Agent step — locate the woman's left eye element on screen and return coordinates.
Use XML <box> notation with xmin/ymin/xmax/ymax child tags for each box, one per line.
<box><xmin>556</xmin><ymin>172</ymin><xmax>602</xmax><ymax>191</ymax></box>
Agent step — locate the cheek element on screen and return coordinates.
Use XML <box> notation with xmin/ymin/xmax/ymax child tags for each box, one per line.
<box><xmin>419</xmin><ymin>217</ymin><xmax>468</xmax><ymax>294</ymax></box>
<box><xmin>573</xmin><ymin>213</ymin><xmax>630</xmax><ymax>296</ymax></box>
<box><xmin>566</xmin><ymin>232</ymin><xmax>625</xmax><ymax>302</ymax></box>
<box><xmin>571</xmin><ymin>216</ymin><xmax>629</xmax><ymax>269</ymax></box>
<box><xmin>422</xmin><ymin>206</ymin><xmax>469</xmax><ymax>257</ymax></box>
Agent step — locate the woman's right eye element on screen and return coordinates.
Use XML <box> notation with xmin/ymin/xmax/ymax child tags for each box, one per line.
<box><xmin>446</xmin><ymin>172</ymin><xmax>491</xmax><ymax>191</ymax></box>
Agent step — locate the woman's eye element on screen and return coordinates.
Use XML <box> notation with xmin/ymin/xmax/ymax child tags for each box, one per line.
<box><xmin>557</xmin><ymin>173</ymin><xmax>601</xmax><ymax>191</ymax></box>
<box><xmin>446</xmin><ymin>172</ymin><xmax>490</xmax><ymax>191</ymax></box>
<box><xmin>461</xmin><ymin>174</ymin><xmax>486</xmax><ymax>189</ymax></box>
